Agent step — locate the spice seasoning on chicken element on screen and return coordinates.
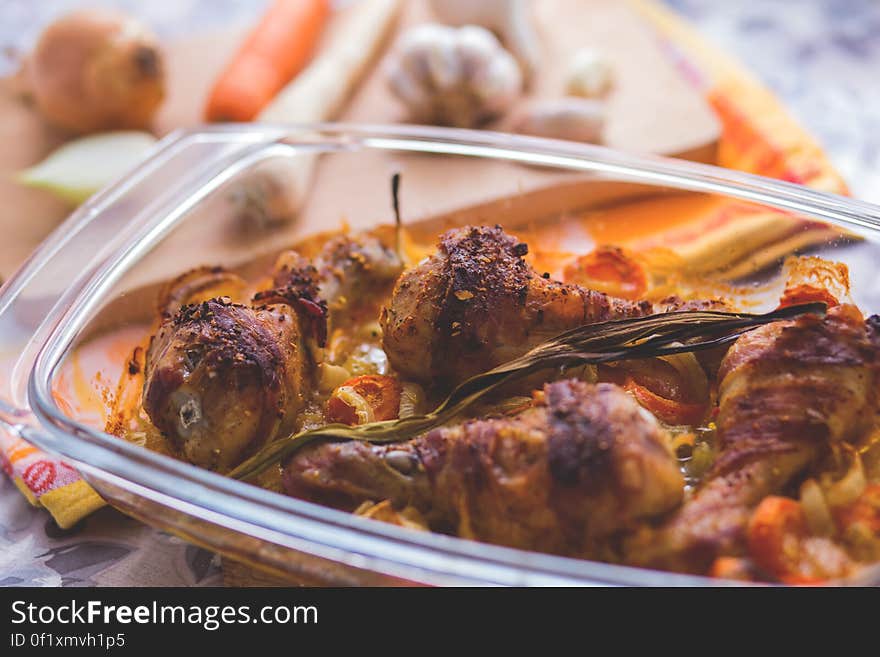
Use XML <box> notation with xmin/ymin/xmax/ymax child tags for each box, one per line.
<box><xmin>106</xmin><ymin>220</ymin><xmax>880</xmax><ymax>584</ymax></box>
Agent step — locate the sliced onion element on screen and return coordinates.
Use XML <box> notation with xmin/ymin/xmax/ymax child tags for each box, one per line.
<box><xmin>659</xmin><ymin>350</ymin><xmax>709</xmax><ymax>402</ymax></box>
<box><xmin>318</xmin><ymin>363</ymin><xmax>351</xmax><ymax>393</ymax></box>
<box><xmin>157</xmin><ymin>267</ymin><xmax>247</xmax><ymax>317</ymax></box>
<box><xmin>824</xmin><ymin>453</ymin><xmax>866</xmax><ymax>509</ymax></box>
<box><xmin>333</xmin><ymin>386</ymin><xmax>375</xmax><ymax>425</ymax></box>
<box><xmin>398</xmin><ymin>382</ymin><xmax>426</xmax><ymax>419</ymax></box>
<box><xmin>800</xmin><ymin>478</ymin><xmax>835</xmax><ymax>537</ymax></box>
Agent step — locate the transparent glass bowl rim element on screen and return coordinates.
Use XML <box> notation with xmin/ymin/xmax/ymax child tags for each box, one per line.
<box><xmin>3</xmin><ymin>122</ymin><xmax>880</xmax><ymax>586</ymax></box>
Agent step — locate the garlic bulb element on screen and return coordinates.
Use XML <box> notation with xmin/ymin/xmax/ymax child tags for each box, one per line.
<box><xmin>386</xmin><ymin>23</ymin><xmax>522</xmax><ymax>128</ymax></box>
<box><xmin>427</xmin><ymin>0</ymin><xmax>540</xmax><ymax>82</ymax></box>
<box><xmin>564</xmin><ymin>48</ymin><xmax>615</xmax><ymax>99</ymax></box>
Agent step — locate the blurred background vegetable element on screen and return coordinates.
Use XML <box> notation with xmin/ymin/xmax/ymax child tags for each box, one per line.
<box><xmin>17</xmin><ymin>131</ymin><xmax>157</xmax><ymax>204</ymax></box>
<box><xmin>235</xmin><ymin>0</ymin><xmax>402</xmax><ymax>228</ymax></box>
<box><xmin>563</xmin><ymin>246</ymin><xmax>647</xmax><ymax>299</ymax></box>
<box><xmin>386</xmin><ymin>23</ymin><xmax>522</xmax><ymax>128</ymax></box>
<box><xmin>261</xmin><ymin>0</ymin><xmax>402</xmax><ymax>123</ymax></box>
<box><xmin>21</xmin><ymin>9</ymin><xmax>165</xmax><ymax>134</ymax></box>
<box><xmin>428</xmin><ymin>0</ymin><xmax>539</xmax><ymax>82</ymax></box>
<box><xmin>204</xmin><ymin>0</ymin><xmax>330</xmax><ymax>122</ymax></box>
<box><xmin>510</xmin><ymin>97</ymin><xmax>606</xmax><ymax>143</ymax></box>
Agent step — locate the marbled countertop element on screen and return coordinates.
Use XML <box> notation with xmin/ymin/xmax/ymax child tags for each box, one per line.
<box><xmin>667</xmin><ymin>0</ymin><xmax>880</xmax><ymax>200</ymax></box>
<box><xmin>1</xmin><ymin>0</ymin><xmax>878</xmax><ymax>586</ymax></box>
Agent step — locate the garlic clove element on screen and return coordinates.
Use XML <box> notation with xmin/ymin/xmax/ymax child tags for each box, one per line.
<box><xmin>455</xmin><ymin>25</ymin><xmax>503</xmax><ymax>68</ymax></box>
<box><xmin>425</xmin><ymin>32</ymin><xmax>462</xmax><ymax>91</ymax></box>
<box><xmin>510</xmin><ymin>98</ymin><xmax>606</xmax><ymax>144</ymax></box>
<box><xmin>456</xmin><ymin>25</ymin><xmax>506</xmax><ymax>82</ymax></box>
<box><xmin>427</xmin><ymin>0</ymin><xmax>540</xmax><ymax>82</ymax></box>
<box><xmin>475</xmin><ymin>51</ymin><xmax>520</xmax><ymax>110</ymax></box>
<box><xmin>396</xmin><ymin>28</ymin><xmax>436</xmax><ymax>82</ymax></box>
<box><xmin>387</xmin><ymin>65</ymin><xmax>426</xmax><ymax>108</ymax></box>
<box><xmin>398</xmin><ymin>24</ymin><xmax>459</xmax><ymax>91</ymax></box>
<box><xmin>565</xmin><ymin>48</ymin><xmax>615</xmax><ymax>99</ymax></box>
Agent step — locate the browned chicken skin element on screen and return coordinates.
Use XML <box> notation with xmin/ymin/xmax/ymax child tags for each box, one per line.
<box><xmin>138</xmin><ymin>221</ymin><xmax>880</xmax><ymax>579</ymax></box>
<box><xmin>312</xmin><ymin>232</ymin><xmax>403</xmax><ymax>316</ymax></box>
<box><xmin>381</xmin><ymin>225</ymin><xmax>651</xmax><ymax>384</ymax></box>
<box><xmin>143</xmin><ymin>298</ymin><xmax>311</xmax><ymax>472</ymax></box>
<box><xmin>143</xmin><ymin>232</ymin><xmax>401</xmax><ymax>472</ymax></box>
<box><xmin>283</xmin><ymin>380</ymin><xmax>683</xmax><ymax>556</ymax></box>
<box><xmin>626</xmin><ymin>304</ymin><xmax>880</xmax><ymax>573</ymax></box>
<box><xmin>271</xmin><ymin>232</ymin><xmax>403</xmax><ymax>316</ymax></box>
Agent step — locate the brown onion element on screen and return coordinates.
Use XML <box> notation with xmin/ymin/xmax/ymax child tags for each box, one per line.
<box><xmin>25</xmin><ymin>10</ymin><xmax>165</xmax><ymax>134</ymax></box>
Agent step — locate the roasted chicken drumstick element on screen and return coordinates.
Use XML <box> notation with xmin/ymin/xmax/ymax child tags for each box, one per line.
<box><xmin>143</xmin><ymin>232</ymin><xmax>401</xmax><ymax>472</ymax></box>
<box><xmin>312</xmin><ymin>232</ymin><xmax>403</xmax><ymax>316</ymax></box>
<box><xmin>627</xmin><ymin>304</ymin><xmax>880</xmax><ymax>573</ymax></box>
<box><xmin>283</xmin><ymin>380</ymin><xmax>683</xmax><ymax>556</ymax></box>
<box><xmin>143</xmin><ymin>298</ymin><xmax>312</xmax><ymax>472</ymax></box>
<box><xmin>270</xmin><ymin>232</ymin><xmax>403</xmax><ymax>319</ymax></box>
<box><xmin>381</xmin><ymin>225</ymin><xmax>651</xmax><ymax>383</ymax></box>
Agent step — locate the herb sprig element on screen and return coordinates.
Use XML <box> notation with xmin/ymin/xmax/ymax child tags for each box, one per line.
<box><xmin>229</xmin><ymin>302</ymin><xmax>826</xmax><ymax>481</ymax></box>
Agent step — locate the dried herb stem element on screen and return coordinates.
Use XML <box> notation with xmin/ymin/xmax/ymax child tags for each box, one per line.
<box><xmin>229</xmin><ymin>302</ymin><xmax>825</xmax><ymax>481</ymax></box>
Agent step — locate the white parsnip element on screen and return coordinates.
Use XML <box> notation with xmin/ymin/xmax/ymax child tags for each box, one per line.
<box><xmin>260</xmin><ymin>0</ymin><xmax>403</xmax><ymax>123</ymax></box>
<box><xmin>233</xmin><ymin>0</ymin><xmax>403</xmax><ymax>228</ymax></box>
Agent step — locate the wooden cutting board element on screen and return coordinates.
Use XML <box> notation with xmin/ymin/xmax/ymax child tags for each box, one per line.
<box><xmin>0</xmin><ymin>0</ymin><xmax>719</xmax><ymax>283</ymax></box>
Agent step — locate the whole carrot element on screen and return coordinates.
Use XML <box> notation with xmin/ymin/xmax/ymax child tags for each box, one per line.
<box><xmin>205</xmin><ymin>0</ymin><xmax>330</xmax><ymax>122</ymax></box>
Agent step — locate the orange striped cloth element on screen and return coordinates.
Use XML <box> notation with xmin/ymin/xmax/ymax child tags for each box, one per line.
<box><xmin>0</xmin><ymin>1</ymin><xmax>851</xmax><ymax>528</ymax></box>
<box><xmin>0</xmin><ymin>433</ymin><xmax>105</xmax><ymax>529</ymax></box>
<box><xmin>624</xmin><ymin>0</ymin><xmax>848</xmax><ymax>278</ymax></box>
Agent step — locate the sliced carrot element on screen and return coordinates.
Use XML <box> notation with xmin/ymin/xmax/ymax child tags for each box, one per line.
<box><xmin>205</xmin><ymin>0</ymin><xmax>330</xmax><ymax>122</ymax></box>
<box><xmin>623</xmin><ymin>378</ymin><xmax>707</xmax><ymax>426</ymax></box>
<box><xmin>327</xmin><ymin>374</ymin><xmax>402</xmax><ymax>425</ymax></box>
<box><xmin>563</xmin><ymin>246</ymin><xmax>648</xmax><ymax>300</ymax></box>
<box><xmin>748</xmin><ymin>494</ymin><xmax>854</xmax><ymax>584</ymax></box>
<box><xmin>778</xmin><ymin>284</ymin><xmax>838</xmax><ymax>310</ymax></box>
<box><xmin>747</xmin><ymin>497</ymin><xmax>827</xmax><ymax>585</ymax></box>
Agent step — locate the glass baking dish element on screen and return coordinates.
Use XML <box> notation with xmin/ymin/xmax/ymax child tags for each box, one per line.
<box><xmin>2</xmin><ymin>123</ymin><xmax>880</xmax><ymax>586</ymax></box>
